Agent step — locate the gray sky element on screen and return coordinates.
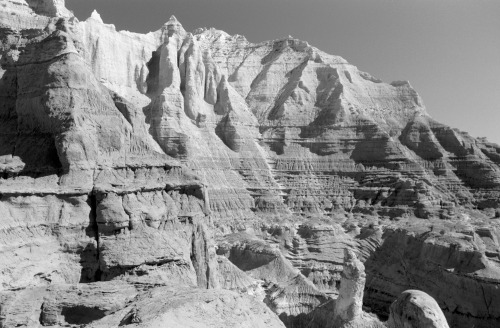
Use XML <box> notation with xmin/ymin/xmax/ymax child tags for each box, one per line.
<box><xmin>66</xmin><ymin>0</ymin><xmax>500</xmax><ymax>144</ymax></box>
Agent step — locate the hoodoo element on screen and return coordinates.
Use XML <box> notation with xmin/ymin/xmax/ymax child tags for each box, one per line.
<box><xmin>335</xmin><ymin>249</ymin><xmax>366</xmax><ymax>322</ymax></box>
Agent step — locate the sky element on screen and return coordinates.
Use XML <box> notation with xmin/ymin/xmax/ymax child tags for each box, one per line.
<box><xmin>66</xmin><ymin>0</ymin><xmax>500</xmax><ymax>144</ymax></box>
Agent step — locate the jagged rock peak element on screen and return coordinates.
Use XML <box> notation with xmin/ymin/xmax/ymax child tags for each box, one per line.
<box><xmin>89</xmin><ymin>9</ymin><xmax>103</xmax><ymax>23</ymax></box>
<box><xmin>193</xmin><ymin>27</ymin><xmax>231</xmax><ymax>39</ymax></box>
<box><xmin>168</xmin><ymin>15</ymin><xmax>179</xmax><ymax>23</ymax></box>
<box><xmin>165</xmin><ymin>15</ymin><xmax>184</xmax><ymax>30</ymax></box>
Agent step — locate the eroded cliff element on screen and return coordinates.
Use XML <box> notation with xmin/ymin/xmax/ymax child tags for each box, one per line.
<box><xmin>1</xmin><ymin>0</ymin><xmax>499</xmax><ymax>327</ymax></box>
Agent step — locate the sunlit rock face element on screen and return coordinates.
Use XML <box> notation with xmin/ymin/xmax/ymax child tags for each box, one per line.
<box><xmin>1</xmin><ymin>1</ymin><xmax>500</xmax><ymax>327</ymax></box>
<box><xmin>0</xmin><ymin>0</ymin><xmax>218</xmax><ymax>293</ymax></box>
<box><xmin>1</xmin><ymin>282</ymin><xmax>287</xmax><ymax>328</ymax></box>
<box><xmin>38</xmin><ymin>1</ymin><xmax>499</xmax><ymax>227</ymax></box>
<box><xmin>387</xmin><ymin>290</ymin><xmax>450</xmax><ymax>328</ymax></box>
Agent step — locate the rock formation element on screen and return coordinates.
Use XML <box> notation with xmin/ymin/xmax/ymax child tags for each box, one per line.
<box><xmin>387</xmin><ymin>290</ymin><xmax>450</xmax><ymax>328</ymax></box>
<box><xmin>1</xmin><ymin>281</ymin><xmax>286</xmax><ymax>328</ymax></box>
<box><xmin>0</xmin><ymin>0</ymin><xmax>499</xmax><ymax>327</ymax></box>
<box><xmin>335</xmin><ymin>249</ymin><xmax>366</xmax><ymax>322</ymax></box>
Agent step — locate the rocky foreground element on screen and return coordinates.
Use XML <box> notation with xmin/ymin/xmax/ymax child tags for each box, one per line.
<box><xmin>1</xmin><ymin>0</ymin><xmax>500</xmax><ymax>327</ymax></box>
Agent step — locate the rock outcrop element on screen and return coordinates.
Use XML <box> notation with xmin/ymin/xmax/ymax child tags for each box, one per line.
<box><xmin>362</xmin><ymin>219</ymin><xmax>500</xmax><ymax>328</ymax></box>
<box><xmin>387</xmin><ymin>290</ymin><xmax>450</xmax><ymax>328</ymax></box>
<box><xmin>0</xmin><ymin>281</ymin><xmax>286</xmax><ymax>328</ymax></box>
<box><xmin>0</xmin><ymin>0</ymin><xmax>499</xmax><ymax>327</ymax></box>
<box><xmin>217</xmin><ymin>232</ymin><xmax>329</xmax><ymax>326</ymax></box>
<box><xmin>86</xmin><ymin>286</ymin><xmax>287</xmax><ymax>328</ymax></box>
<box><xmin>217</xmin><ymin>233</ymin><xmax>385</xmax><ymax>328</ymax></box>
<box><xmin>335</xmin><ymin>249</ymin><xmax>366</xmax><ymax>322</ymax></box>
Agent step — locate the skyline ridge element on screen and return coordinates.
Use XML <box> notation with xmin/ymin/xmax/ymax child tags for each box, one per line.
<box><xmin>67</xmin><ymin>0</ymin><xmax>500</xmax><ymax>144</ymax></box>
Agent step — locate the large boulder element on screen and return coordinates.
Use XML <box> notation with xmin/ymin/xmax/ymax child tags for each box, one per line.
<box><xmin>387</xmin><ymin>290</ymin><xmax>450</xmax><ymax>328</ymax></box>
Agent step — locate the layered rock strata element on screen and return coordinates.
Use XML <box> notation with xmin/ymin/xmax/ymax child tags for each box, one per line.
<box><xmin>362</xmin><ymin>219</ymin><xmax>500</xmax><ymax>328</ymax></box>
<box><xmin>0</xmin><ymin>0</ymin><xmax>217</xmax><ymax>294</ymax></box>
<box><xmin>217</xmin><ymin>233</ymin><xmax>328</xmax><ymax>324</ymax></box>
<box><xmin>0</xmin><ymin>0</ymin><xmax>500</xmax><ymax>327</ymax></box>
<box><xmin>216</xmin><ymin>233</ymin><xmax>386</xmax><ymax>328</ymax></box>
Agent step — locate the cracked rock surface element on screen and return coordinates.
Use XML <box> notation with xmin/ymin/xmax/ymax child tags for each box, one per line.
<box><xmin>0</xmin><ymin>0</ymin><xmax>499</xmax><ymax>327</ymax></box>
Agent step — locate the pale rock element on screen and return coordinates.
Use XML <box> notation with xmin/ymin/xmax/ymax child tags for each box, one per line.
<box><xmin>89</xmin><ymin>9</ymin><xmax>103</xmax><ymax>23</ymax></box>
<box><xmin>89</xmin><ymin>287</ymin><xmax>287</xmax><ymax>328</ymax></box>
<box><xmin>1</xmin><ymin>282</ymin><xmax>286</xmax><ymax>328</ymax></box>
<box><xmin>335</xmin><ymin>249</ymin><xmax>366</xmax><ymax>322</ymax></box>
<box><xmin>0</xmin><ymin>8</ymin><xmax>218</xmax><ymax>297</ymax></box>
<box><xmin>259</xmin><ymin>222</ymin><xmax>356</xmax><ymax>297</ymax></box>
<box><xmin>387</xmin><ymin>290</ymin><xmax>450</xmax><ymax>328</ymax></box>
<box><xmin>362</xmin><ymin>220</ymin><xmax>500</xmax><ymax>328</ymax></box>
<box><xmin>0</xmin><ymin>0</ymin><xmax>72</xmax><ymax>30</ymax></box>
<box><xmin>216</xmin><ymin>255</ymin><xmax>265</xmax><ymax>296</ymax></box>
<box><xmin>1</xmin><ymin>1</ymin><xmax>500</xmax><ymax>328</ymax></box>
<box><xmin>0</xmin><ymin>281</ymin><xmax>137</xmax><ymax>327</ymax></box>
<box><xmin>217</xmin><ymin>233</ymin><xmax>330</xmax><ymax>327</ymax></box>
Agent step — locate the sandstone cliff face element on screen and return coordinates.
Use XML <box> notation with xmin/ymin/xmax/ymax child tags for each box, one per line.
<box><xmin>0</xmin><ymin>1</ymin><xmax>499</xmax><ymax>327</ymax></box>
<box><xmin>0</xmin><ymin>0</ymin><xmax>217</xmax><ymax>294</ymax></box>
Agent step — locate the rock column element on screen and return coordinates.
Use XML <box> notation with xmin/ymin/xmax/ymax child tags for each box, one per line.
<box><xmin>334</xmin><ymin>248</ymin><xmax>366</xmax><ymax>322</ymax></box>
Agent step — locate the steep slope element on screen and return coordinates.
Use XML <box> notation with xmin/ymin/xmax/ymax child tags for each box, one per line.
<box><xmin>0</xmin><ymin>0</ymin><xmax>217</xmax><ymax>292</ymax></box>
<box><xmin>1</xmin><ymin>1</ymin><xmax>500</xmax><ymax>327</ymax></box>
<box><xmin>40</xmin><ymin>5</ymin><xmax>500</xmax><ymax>226</ymax></box>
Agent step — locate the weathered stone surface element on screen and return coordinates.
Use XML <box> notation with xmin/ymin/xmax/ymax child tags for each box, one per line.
<box><xmin>87</xmin><ymin>286</ymin><xmax>286</xmax><ymax>328</ymax></box>
<box><xmin>1</xmin><ymin>1</ymin><xmax>500</xmax><ymax>327</ymax></box>
<box><xmin>217</xmin><ymin>232</ymin><xmax>329</xmax><ymax>325</ymax></box>
<box><xmin>258</xmin><ymin>222</ymin><xmax>356</xmax><ymax>298</ymax></box>
<box><xmin>387</xmin><ymin>290</ymin><xmax>450</xmax><ymax>328</ymax></box>
<box><xmin>0</xmin><ymin>281</ymin><xmax>137</xmax><ymax>327</ymax></box>
<box><xmin>0</xmin><ymin>193</ymin><xmax>98</xmax><ymax>288</ymax></box>
<box><xmin>217</xmin><ymin>232</ymin><xmax>384</xmax><ymax>328</ymax></box>
<box><xmin>362</xmin><ymin>219</ymin><xmax>500</xmax><ymax>328</ymax></box>
<box><xmin>1</xmin><ymin>282</ymin><xmax>285</xmax><ymax>328</ymax></box>
<box><xmin>335</xmin><ymin>249</ymin><xmax>366</xmax><ymax>322</ymax></box>
<box><xmin>0</xmin><ymin>11</ymin><xmax>221</xmax><ymax>322</ymax></box>
<box><xmin>216</xmin><ymin>255</ymin><xmax>267</xmax><ymax>297</ymax></box>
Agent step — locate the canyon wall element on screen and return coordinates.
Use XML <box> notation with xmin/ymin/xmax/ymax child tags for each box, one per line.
<box><xmin>1</xmin><ymin>0</ymin><xmax>500</xmax><ymax>327</ymax></box>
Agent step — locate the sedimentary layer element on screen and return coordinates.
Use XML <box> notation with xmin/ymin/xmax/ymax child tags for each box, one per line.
<box><xmin>1</xmin><ymin>1</ymin><xmax>499</xmax><ymax>327</ymax></box>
